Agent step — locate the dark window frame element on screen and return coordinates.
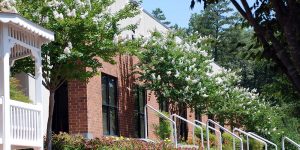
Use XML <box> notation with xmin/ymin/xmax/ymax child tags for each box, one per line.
<box><xmin>134</xmin><ymin>86</ymin><xmax>146</xmax><ymax>138</ymax></box>
<box><xmin>102</xmin><ymin>73</ymin><xmax>119</xmax><ymax>136</ymax></box>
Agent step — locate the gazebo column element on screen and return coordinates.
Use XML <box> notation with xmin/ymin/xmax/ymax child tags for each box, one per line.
<box><xmin>34</xmin><ymin>51</ymin><xmax>43</xmax><ymax>150</ymax></box>
<box><xmin>0</xmin><ymin>23</ymin><xmax>11</xmax><ymax>150</ymax></box>
<box><xmin>34</xmin><ymin>52</ymin><xmax>42</xmax><ymax>105</ymax></box>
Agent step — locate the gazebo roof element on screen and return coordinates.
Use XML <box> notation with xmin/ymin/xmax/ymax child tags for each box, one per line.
<box><xmin>0</xmin><ymin>12</ymin><xmax>54</xmax><ymax>41</ymax></box>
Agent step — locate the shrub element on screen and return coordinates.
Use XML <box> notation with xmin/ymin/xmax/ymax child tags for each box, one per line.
<box><xmin>249</xmin><ymin>138</ymin><xmax>264</xmax><ymax>150</ymax></box>
<box><xmin>153</xmin><ymin>112</ymin><xmax>172</xmax><ymax>140</ymax></box>
<box><xmin>52</xmin><ymin>132</ymin><xmax>85</xmax><ymax>150</ymax></box>
<box><xmin>52</xmin><ymin>132</ymin><xmax>178</xmax><ymax>150</ymax></box>
<box><xmin>222</xmin><ymin>132</ymin><xmax>244</xmax><ymax>150</ymax></box>
<box><xmin>195</xmin><ymin>127</ymin><xmax>218</xmax><ymax>147</ymax></box>
<box><xmin>10</xmin><ymin>77</ymin><xmax>31</xmax><ymax>103</ymax></box>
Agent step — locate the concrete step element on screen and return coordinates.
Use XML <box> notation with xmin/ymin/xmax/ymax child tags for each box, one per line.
<box><xmin>177</xmin><ymin>144</ymin><xmax>199</xmax><ymax>149</ymax></box>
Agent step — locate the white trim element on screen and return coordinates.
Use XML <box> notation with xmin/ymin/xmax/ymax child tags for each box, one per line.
<box><xmin>0</xmin><ymin>13</ymin><xmax>54</xmax><ymax>41</ymax></box>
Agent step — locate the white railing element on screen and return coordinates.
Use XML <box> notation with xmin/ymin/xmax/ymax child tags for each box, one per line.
<box><xmin>207</xmin><ymin>119</ymin><xmax>243</xmax><ymax>150</ymax></box>
<box><xmin>233</xmin><ymin>128</ymin><xmax>267</xmax><ymax>150</ymax></box>
<box><xmin>195</xmin><ymin>120</ymin><xmax>222</xmax><ymax>149</ymax></box>
<box><xmin>10</xmin><ymin>100</ymin><xmax>42</xmax><ymax>146</ymax></box>
<box><xmin>248</xmin><ymin>132</ymin><xmax>277</xmax><ymax>150</ymax></box>
<box><xmin>171</xmin><ymin>114</ymin><xmax>204</xmax><ymax>148</ymax></box>
<box><xmin>144</xmin><ymin>104</ymin><xmax>177</xmax><ymax>148</ymax></box>
<box><xmin>282</xmin><ymin>136</ymin><xmax>300</xmax><ymax>150</ymax></box>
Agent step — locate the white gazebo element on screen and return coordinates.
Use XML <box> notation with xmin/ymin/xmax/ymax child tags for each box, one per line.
<box><xmin>0</xmin><ymin>12</ymin><xmax>54</xmax><ymax>150</ymax></box>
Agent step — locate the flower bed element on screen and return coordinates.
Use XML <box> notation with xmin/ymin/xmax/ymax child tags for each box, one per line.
<box><xmin>51</xmin><ymin>132</ymin><xmax>190</xmax><ymax>150</ymax></box>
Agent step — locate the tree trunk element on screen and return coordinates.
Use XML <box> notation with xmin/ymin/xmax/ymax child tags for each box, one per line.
<box><xmin>46</xmin><ymin>91</ymin><xmax>55</xmax><ymax>150</ymax></box>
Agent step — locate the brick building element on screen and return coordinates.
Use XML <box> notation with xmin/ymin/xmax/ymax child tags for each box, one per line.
<box><xmin>50</xmin><ymin>1</ymin><xmax>204</xmax><ymax>141</ymax></box>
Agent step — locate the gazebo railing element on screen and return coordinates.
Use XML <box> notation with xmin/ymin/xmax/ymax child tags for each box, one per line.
<box><xmin>10</xmin><ymin>100</ymin><xmax>42</xmax><ymax>147</ymax></box>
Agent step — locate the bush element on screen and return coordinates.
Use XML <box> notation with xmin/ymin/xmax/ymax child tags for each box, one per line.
<box><xmin>153</xmin><ymin>112</ymin><xmax>172</xmax><ymax>140</ymax></box>
<box><xmin>195</xmin><ymin>127</ymin><xmax>218</xmax><ymax>147</ymax></box>
<box><xmin>249</xmin><ymin>138</ymin><xmax>264</xmax><ymax>150</ymax></box>
<box><xmin>10</xmin><ymin>77</ymin><xmax>31</xmax><ymax>103</ymax></box>
<box><xmin>222</xmin><ymin>132</ymin><xmax>244</xmax><ymax>150</ymax></box>
<box><xmin>51</xmin><ymin>132</ymin><xmax>177</xmax><ymax>150</ymax></box>
<box><xmin>52</xmin><ymin>133</ymin><xmax>85</xmax><ymax>150</ymax></box>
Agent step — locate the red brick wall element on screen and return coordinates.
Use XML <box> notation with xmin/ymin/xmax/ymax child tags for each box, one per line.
<box><xmin>68</xmin><ymin>80</ymin><xmax>88</xmax><ymax>135</ymax></box>
<box><xmin>87</xmin><ymin>74</ymin><xmax>102</xmax><ymax>137</ymax></box>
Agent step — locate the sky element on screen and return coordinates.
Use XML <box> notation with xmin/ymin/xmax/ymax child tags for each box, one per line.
<box><xmin>141</xmin><ymin>0</ymin><xmax>204</xmax><ymax>28</ymax></box>
<box><xmin>141</xmin><ymin>0</ymin><xmax>256</xmax><ymax>28</ymax></box>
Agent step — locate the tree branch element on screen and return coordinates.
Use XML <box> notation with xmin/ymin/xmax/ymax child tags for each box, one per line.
<box><xmin>230</xmin><ymin>0</ymin><xmax>248</xmax><ymax>20</ymax></box>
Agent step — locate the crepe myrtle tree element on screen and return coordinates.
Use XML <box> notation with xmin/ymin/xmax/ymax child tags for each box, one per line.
<box><xmin>135</xmin><ymin>32</ymin><xmax>285</xmax><ymax>142</ymax></box>
<box><xmin>135</xmin><ymin>32</ymin><xmax>213</xmax><ymax>109</ymax></box>
<box><xmin>11</xmin><ymin>0</ymin><xmax>140</xmax><ymax>149</ymax></box>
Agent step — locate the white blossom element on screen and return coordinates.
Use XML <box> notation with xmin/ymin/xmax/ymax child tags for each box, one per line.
<box><xmin>53</xmin><ymin>10</ymin><xmax>64</xmax><ymax>20</ymax></box>
<box><xmin>174</xmin><ymin>70</ymin><xmax>180</xmax><ymax>78</ymax></box>
<box><xmin>184</xmin><ymin>86</ymin><xmax>189</xmax><ymax>91</ymax></box>
<box><xmin>64</xmin><ymin>47</ymin><xmax>71</xmax><ymax>54</ymax></box>
<box><xmin>42</xmin><ymin>16</ymin><xmax>49</xmax><ymax>23</ymax></box>
<box><xmin>67</xmin><ymin>9</ymin><xmax>76</xmax><ymax>17</ymax></box>
<box><xmin>151</xmin><ymin>73</ymin><xmax>156</xmax><ymax>80</ymax></box>
<box><xmin>157</xmin><ymin>75</ymin><xmax>161</xmax><ymax>80</ymax></box>
<box><xmin>191</xmin><ymin>79</ymin><xmax>199</xmax><ymax>84</ymax></box>
<box><xmin>185</xmin><ymin>76</ymin><xmax>191</xmax><ymax>82</ymax></box>
<box><xmin>80</xmin><ymin>12</ymin><xmax>88</xmax><ymax>19</ymax></box>
<box><xmin>166</xmin><ymin>71</ymin><xmax>171</xmax><ymax>76</ymax></box>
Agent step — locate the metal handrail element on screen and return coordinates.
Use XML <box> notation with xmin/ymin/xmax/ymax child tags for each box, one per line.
<box><xmin>171</xmin><ymin>114</ymin><xmax>204</xmax><ymax>148</ymax></box>
<box><xmin>195</xmin><ymin>120</ymin><xmax>222</xmax><ymax>150</ymax></box>
<box><xmin>248</xmin><ymin>132</ymin><xmax>277</xmax><ymax>150</ymax></box>
<box><xmin>282</xmin><ymin>136</ymin><xmax>300</xmax><ymax>150</ymax></box>
<box><xmin>207</xmin><ymin>119</ymin><xmax>243</xmax><ymax>150</ymax></box>
<box><xmin>233</xmin><ymin>128</ymin><xmax>267</xmax><ymax>150</ymax></box>
<box><xmin>144</xmin><ymin>104</ymin><xmax>178</xmax><ymax>148</ymax></box>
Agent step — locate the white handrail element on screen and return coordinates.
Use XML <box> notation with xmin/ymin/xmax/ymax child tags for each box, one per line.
<box><xmin>233</xmin><ymin>128</ymin><xmax>267</xmax><ymax>150</ymax></box>
<box><xmin>144</xmin><ymin>104</ymin><xmax>178</xmax><ymax>148</ymax></box>
<box><xmin>10</xmin><ymin>99</ymin><xmax>42</xmax><ymax>111</ymax></box>
<box><xmin>195</xmin><ymin>120</ymin><xmax>222</xmax><ymax>150</ymax></box>
<box><xmin>171</xmin><ymin>114</ymin><xmax>204</xmax><ymax>148</ymax></box>
<box><xmin>248</xmin><ymin>132</ymin><xmax>277</xmax><ymax>150</ymax></box>
<box><xmin>207</xmin><ymin>119</ymin><xmax>243</xmax><ymax>150</ymax></box>
<box><xmin>282</xmin><ymin>136</ymin><xmax>300</xmax><ymax>150</ymax></box>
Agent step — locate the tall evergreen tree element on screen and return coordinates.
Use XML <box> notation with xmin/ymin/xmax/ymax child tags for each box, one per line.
<box><xmin>189</xmin><ymin>1</ymin><xmax>239</xmax><ymax>63</ymax></box>
<box><xmin>152</xmin><ymin>8</ymin><xmax>171</xmax><ymax>26</ymax></box>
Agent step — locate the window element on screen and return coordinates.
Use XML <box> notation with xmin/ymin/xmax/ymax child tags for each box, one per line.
<box><xmin>102</xmin><ymin>74</ymin><xmax>118</xmax><ymax>136</ymax></box>
<box><xmin>195</xmin><ymin>110</ymin><xmax>202</xmax><ymax>122</ymax></box>
<box><xmin>134</xmin><ymin>86</ymin><xmax>146</xmax><ymax>138</ymax></box>
<box><xmin>159</xmin><ymin>100</ymin><xmax>168</xmax><ymax>112</ymax></box>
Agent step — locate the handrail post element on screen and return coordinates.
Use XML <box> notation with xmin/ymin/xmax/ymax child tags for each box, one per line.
<box><xmin>195</xmin><ymin>120</ymin><xmax>222</xmax><ymax>150</ymax></box>
<box><xmin>144</xmin><ymin>105</ymin><xmax>148</xmax><ymax>140</ymax></box>
<box><xmin>171</xmin><ymin>114</ymin><xmax>204</xmax><ymax>148</ymax></box>
<box><xmin>206</xmin><ymin>123</ymin><xmax>211</xmax><ymax>150</ymax></box>
<box><xmin>144</xmin><ymin>104</ymin><xmax>178</xmax><ymax>148</ymax></box>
